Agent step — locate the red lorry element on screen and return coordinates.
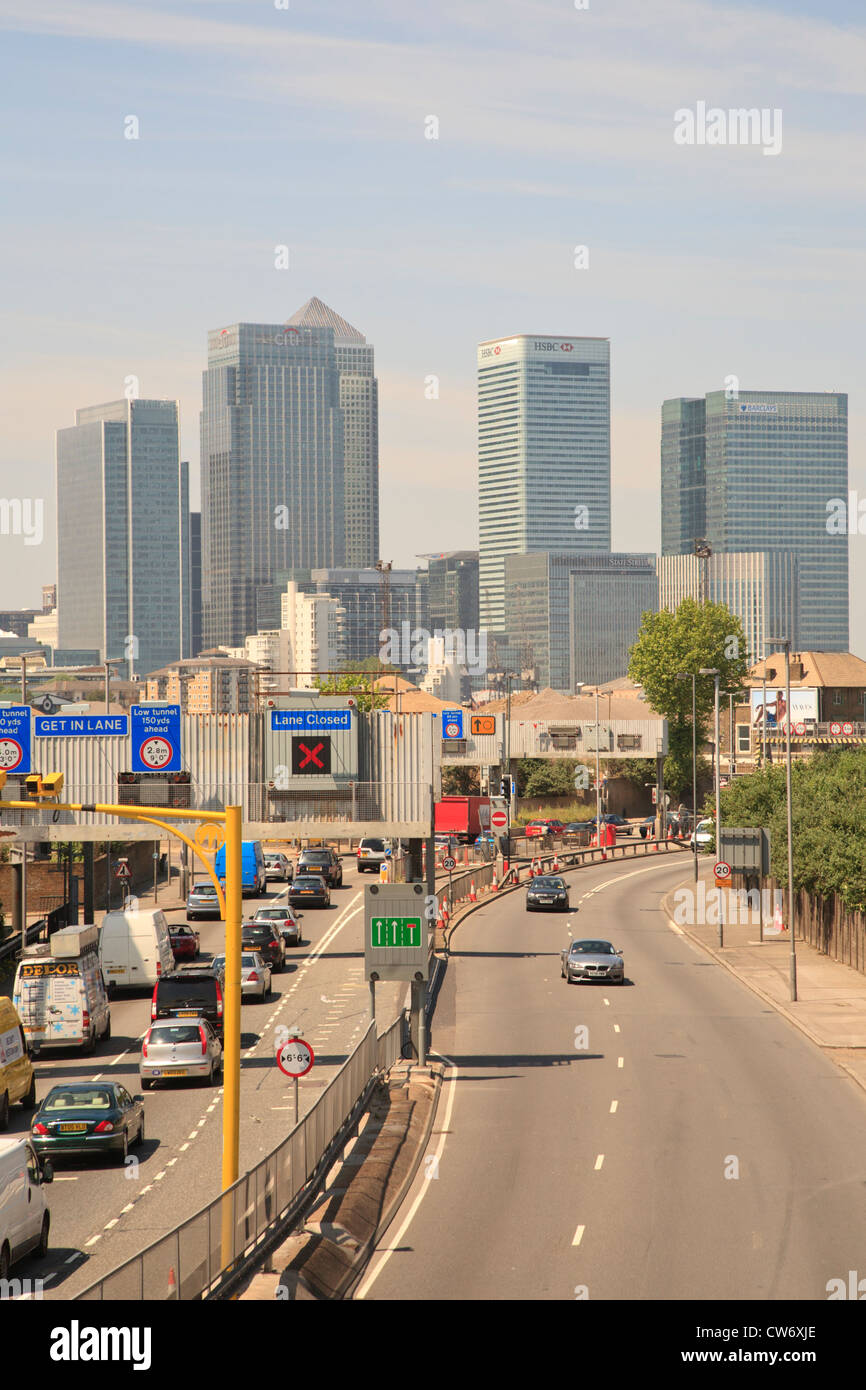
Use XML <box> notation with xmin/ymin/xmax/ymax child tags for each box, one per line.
<box><xmin>435</xmin><ymin>796</ymin><xmax>492</xmax><ymax>844</ymax></box>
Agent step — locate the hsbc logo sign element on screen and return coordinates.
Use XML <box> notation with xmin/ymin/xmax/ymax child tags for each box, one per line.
<box><xmin>480</xmin><ymin>344</ymin><xmax>503</xmax><ymax>359</ymax></box>
<box><xmin>533</xmin><ymin>340</ymin><xmax>575</xmax><ymax>352</ymax></box>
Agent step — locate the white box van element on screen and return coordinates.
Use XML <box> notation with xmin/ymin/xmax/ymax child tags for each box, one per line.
<box><xmin>13</xmin><ymin>927</ymin><xmax>111</xmax><ymax>1054</ymax></box>
<box><xmin>99</xmin><ymin>908</ymin><xmax>174</xmax><ymax>994</ymax></box>
<box><xmin>0</xmin><ymin>1137</ymin><xmax>53</xmax><ymax>1280</ymax></box>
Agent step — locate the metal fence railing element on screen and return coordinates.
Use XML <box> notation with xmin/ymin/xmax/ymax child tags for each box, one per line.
<box><xmin>76</xmin><ymin>1014</ymin><xmax>404</xmax><ymax>1301</ymax></box>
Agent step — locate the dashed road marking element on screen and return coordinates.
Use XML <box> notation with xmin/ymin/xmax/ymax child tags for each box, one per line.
<box><xmin>594</xmin><ymin>1154</ymin><xmax>605</xmax><ymax>1170</ymax></box>
<box><xmin>610</xmin><ymin>1101</ymin><xmax>618</xmax><ymax>1113</ymax></box>
<box><xmin>572</xmin><ymin>1224</ymin><xmax>586</xmax><ymax>1246</ymax></box>
<box><xmin>617</xmin><ymin>1057</ymin><xmax>624</xmax><ymax>1068</ymax></box>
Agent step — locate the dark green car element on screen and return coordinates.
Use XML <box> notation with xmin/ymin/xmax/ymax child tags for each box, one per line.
<box><xmin>31</xmin><ymin>1082</ymin><xmax>145</xmax><ymax>1164</ymax></box>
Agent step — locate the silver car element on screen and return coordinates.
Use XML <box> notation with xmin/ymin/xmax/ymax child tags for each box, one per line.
<box><xmin>210</xmin><ymin>951</ymin><xmax>272</xmax><ymax>1003</ymax></box>
<box><xmin>140</xmin><ymin>1018</ymin><xmax>223</xmax><ymax>1088</ymax></box>
<box><xmin>561</xmin><ymin>939</ymin><xmax>625</xmax><ymax>985</ymax></box>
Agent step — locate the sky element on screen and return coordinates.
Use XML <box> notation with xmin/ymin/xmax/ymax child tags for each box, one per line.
<box><xmin>0</xmin><ymin>0</ymin><xmax>864</xmax><ymax>654</ymax></box>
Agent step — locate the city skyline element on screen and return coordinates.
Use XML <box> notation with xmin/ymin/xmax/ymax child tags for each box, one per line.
<box><xmin>1</xmin><ymin>0</ymin><xmax>863</xmax><ymax>659</ymax></box>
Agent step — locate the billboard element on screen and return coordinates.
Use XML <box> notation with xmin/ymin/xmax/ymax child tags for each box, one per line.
<box><xmin>750</xmin><ymin>687</ymin><xmax>818</xmax><ymax>731</ymax></box>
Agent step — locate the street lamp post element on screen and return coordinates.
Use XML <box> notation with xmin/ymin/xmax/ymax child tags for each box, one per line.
<box><xmin>767</xmin><ymin>637</ymin><xmax>797</xmax><ymax>1002</ymax></box>
<box><xmin>700</xmin><ymin>668</ymin><xmax>722</xmax><ymax>946</ymax></box>
<box><xmin>676</xmin><ymin>673</ymin><xmax>699</xmax><ymax>882</ymax></box>
<box><xmin>594</xmin><ymin>688</ymin><xmax>603</xmax><ymax>856</ymax></box>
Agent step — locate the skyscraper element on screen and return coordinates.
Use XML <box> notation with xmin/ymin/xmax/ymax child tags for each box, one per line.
<box><xmin>658</xmin><ymin>551</ymin><xmax>799</xmax><ymax>666</ymax></box>
<box><xmin>56</xmin><ymin>398</ymin><xmax>190</xmax><ymax>676</ymax></box>
<box><xmin>477</xmin><ymin>335</ymin><xmax>611</xmax><ymax>638</ymax></box>
<box><xmin>201</xmin><ymin>300</ymin><xmax>378</xmax><ymax>647</ymax></box>
<box><xmin>661</xmin><ymin>391</ymin><xmax>848</xmax><ymax>650</ymax></box>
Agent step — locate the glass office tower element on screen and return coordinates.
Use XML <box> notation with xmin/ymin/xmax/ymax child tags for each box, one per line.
<box><xmin>477</xmin><ymin>335</ymin><xmax>611</xmax><ymax>638</ymax></box>
<box><xmin>202</xmin><ymin>301</ymin><xmax>378</xmax><ymax>648</ymax></box>
<box><xmin>56</xmin><ymin>399</ymin><xmax>190</xmax><ymax>677</ymax></box>
<box><xmin>661</xmin><ymin>391</ymin><xmax>848</xmax><ymax>650</ymax></box>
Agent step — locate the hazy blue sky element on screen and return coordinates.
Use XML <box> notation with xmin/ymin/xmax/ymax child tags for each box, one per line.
<box><xmin>1</xmin><ymin>0</ymin><xmax>863</xmax><ymax>654</ymax></box>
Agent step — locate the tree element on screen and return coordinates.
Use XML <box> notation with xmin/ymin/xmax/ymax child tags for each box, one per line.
<box><xmin>441</xmin><ymin>766</ymin><xmax>480</xmax><ymax>795</ymax></box>
<box><xmin>313</xmin><ymin>666</ymin><xmax>394</xmax><ymax>712</ymax></box>
<box><xmin>628</xmin><ymin>598</ymin><xmax>750</xmax><ymax>801</ymax></box>
<box><xmin>520</xmin><ymin>758</ymin><xmax>579</xmax><ymax>797</ymax></box>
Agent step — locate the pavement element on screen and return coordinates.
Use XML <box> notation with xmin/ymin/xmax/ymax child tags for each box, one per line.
<box><xmin>663</xmin><ymin>862</ymin><xmax>866</xmax><ymax>1090</ymax></box>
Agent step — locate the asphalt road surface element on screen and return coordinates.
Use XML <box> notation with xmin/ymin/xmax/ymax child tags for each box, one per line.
<box><xmin>7</xmin><ymin>856</ymin><xmax>405</xmax><ymax>1299</ymax></box>
<box><xmin>358</xmin><ymin>853</ymin><xmax>866</xmax><ymax>1301</ymax></box>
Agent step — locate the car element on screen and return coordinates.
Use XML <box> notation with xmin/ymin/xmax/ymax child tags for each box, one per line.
<box><xmin>690</xmin><ymin>818</ymin><xmax>715</xmax><ymax>851</ymax></box>
<box><xmin>297</xmin><ymin>847</ymin><xmax>343</xmax><ymax>888</ymax></box>
<box><xmin>241</xmin><ymin>922</ymin><xmax>286</xmax><ymax>973</ymax></box>
<box><xmin>525</xmin><ymin>819</ymin><xmax>565</xmax><ymax>839</ymax></box>
<box><xmin>140</xmin><ymin>1018</ymin><xmax>223</xmax><ymax>1089</ymax></box>
<box><xmin>212</xmin><ymin>952</ymin><xmax>272</xmax><ymax>1004</ymax></box>
<box><xmin>251</xmin><ymin>905</ymin><xmax>303</xmax><ymax>947</ymax></box>
<box><xmin>169</xmin><ymin>924</ymin><xmax>200</xmax><ymax>961</ymax></box>
<box><xmin>526</xmin><ymin>875</ymin><xmax>571</xmax><ymax>912</ymax></box>
<box><xmin>186</xmin><ymin>882</ymin><xmax>222</xmax><ymax>920</ymax></box>
<box><xmin>474</xmin><ymin>832</ymin><xmax>497</xmax><ymax>849</ymax></box>
<box><xmin>263</xmin><ymin>852</ymin><xmax>293</xmax><ymax>883</ymax></box>
<box><xmin>356</xmin><ymin>837</ymin><xmax>388</xmax><ymax>872</ymax></box>
<box><xmin>288</xmin><ymin>874</ymin><xmax>331</xmax><ymax>907</ymax></box>
<box><xmin>600</xmin><ymin>813</ymin><xmax>633</xmax><ymax>836</ymax></box>
<box><xmin>560</xmin><ymin>939</ymin><xmax>625</xmax><ymax>985</ymax></box>
<box><xmin>151</xmin><ymin>969</ymin><xmax>224</xmax><ymax>1039</ymax></box>
<box><xmin>563</xmin><ymin>821</ymin><xmax>593</xmax><ymax>843</ymax></box>
<box><xmin>31</xmin><ymin>1082</ymin><xmax>145</xmax><ymax>1164</ymax></box>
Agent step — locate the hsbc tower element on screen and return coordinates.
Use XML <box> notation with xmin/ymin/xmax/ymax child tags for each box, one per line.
<box><xmin>477</xmin><ymin>334</ymin><xmax>611</xmax><ymax>639</ymax></box>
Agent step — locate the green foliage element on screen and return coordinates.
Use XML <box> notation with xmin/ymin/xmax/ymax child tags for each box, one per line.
<box><xmin>441</xmin><ymin>765</ymin><xmax>479</xmax><ymax>795</ymax></box>
<box><xmin>516</xmin><ymin>758</ymin><xmax>580</xmax><ymax>797</ymax></box>
<box><xmin>313</xmin><ymin>670</ymin><xmax>392</xmax><ymax>712</ymax></box>
<box><xmin>719</xmin><ymin>749</ymin><xmax>866</xmax><ymax>911</ymax></box>
<box><xmin>606</xmin><ymin>758</ymin><xmax>656</xmax><ymax>789</ymax></box>
<box><xmin>628</xmin><ymin>598</ymin><xmax>750</xmax><ymax>800</ymax></box>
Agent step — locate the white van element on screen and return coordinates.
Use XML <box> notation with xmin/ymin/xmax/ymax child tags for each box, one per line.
<box><xmin>13</xmin><ymin>927</ymin><xmax>111</xmax><ymax>1054</ymax></box>
<box><xmin>99</xmin><ymin>908</ymin><xmax>174</xmax><ymax>994</ymax></box>
<box><xmin>0</xmin><ymin>1137</ymin><xmax>53</xmax><ymax>1280</ymax></box>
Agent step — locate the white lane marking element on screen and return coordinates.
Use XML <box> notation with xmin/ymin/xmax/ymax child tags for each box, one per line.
<box><xmin>121</xmin><ymin>1202</ymin><xmax>135</xmax><ymax>1213</ymax></box>
<box><xmin>617</xmin><ymin>1057</ymin><xmax>624</xmax><ymax>1068</ymax></box>
<box><xmin>572</xmin><ymin>1224</ymin><xmax>586</xmax><ymax>1246</ymax></box>
<box><xmin>603</xmin><ymin>998</ymin><xmax>610</xmax><ymax>1007</ymax></box>
<box><xmin>84</xmin><ymin>1234</ymin><xmax>101</xmax><ymax>1247</ymax></box>
<box><xmin>166</xmin><ymin>1157</ymin><xmax>178</xmax><ymax>1167</ymax></box>
<box><xmin>187</xmin><ymin>1132</ymin><xmax>198</xmax><ymax>1140</ymax></box>
<box><xmin>594</xmin><ymin>1154</ymin><xmax>605</xmax><ymax>1170</ymax></box>
<box><xmin>613</xmin><ymin>1024</ymin><xmax>621</xmax><ymax>1033</ymax></box>
<box><xmin>154</xmin><ymin>1171</ymin><xmax>166</xmax><ymax>1181</ymax></box>
<box><xmin>53</xmin><ymin>1175</ymin><xmax>79</xmax><ymax>1182</ymax></box>
<box><xmin>179</xmin><ymin>1143</ymin><xmax>189</xmax><ymax>1152</ymax></box>
<box><xmin>356</xmin><ymin>1049</ymin><xmax>458</xmax><ymax>1300</ymax></box>
<box><xmin>610</xmin><ymin>1101</ymin><xmax>618</xmax><ymax>1114</ymax></box>
<box><xmin>104</xmin><ymin>1218</ymin><xmax>119</xmax><ymax>1230</ymax></box>
<box><xmin>65</xmin><ymin>1253</ymin><xmax>82</xmax><ymax>1264</ymax></box>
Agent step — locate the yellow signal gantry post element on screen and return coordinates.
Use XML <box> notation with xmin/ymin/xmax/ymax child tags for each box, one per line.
<box><xmin>0</xmin><ymin>796</ymin><xmax>243</xmax><ymax>1201</ymax></box>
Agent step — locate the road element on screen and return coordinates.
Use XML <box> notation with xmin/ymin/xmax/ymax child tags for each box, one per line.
<box><xmin>6</xmin><ymin>855</ymin><xmax>406</xmax><ymax>1299</ymax></box>
<box><xmin>358</xmin><ymin>853</ymin><xmax>866</xmax><ymax>1301</ymax></box>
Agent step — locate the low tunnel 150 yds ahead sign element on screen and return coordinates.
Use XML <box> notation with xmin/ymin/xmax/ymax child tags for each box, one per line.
<box><xmin>371</xmin><ymin>916</ymin><xmax>422</xmax><ymax>949</ymax></box>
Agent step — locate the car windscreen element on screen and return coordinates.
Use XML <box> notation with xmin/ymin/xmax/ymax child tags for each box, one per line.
<box><xmin>360</xmin><ymin>839</ymin><xmax>385</xmax><ymax>851</ymax></box>
<box><xmin>149</xmin><ymin>1024</ymin><xmax>202</xmax><ymax>1044</ymax></box>
<box><xmin>44</xmin><ymin>1088</ymin><xmax>113</xmax><ymax>1111</ymax></box>
<box><xmin>242</xmin><ymin>927</ymin><xmax>273</xmax><ymax>941</ymax></box>
<box><xmin>255</xmin><ymin>909</ymin><xmax>287</xmax><ymax>920</ymax></box>
<box><xmin>533</xmin><ymin>878</ymin><xmax>564</xmax><ymax>889</ymax></box>
<box><xmin>293</xmin><ymin>876</ymin><xmax>324</xmax><ymax>888</ymax></box>
<box><xmin>191</xmin><ymin>884</ymin><xmax>217</xmax><ymax>896</ymax></box>
<box><xmin>157</xmin><ymin>978</ymin><xmax>217</xmax><ymax>1004</ymax></box>
<box><xmin>301</xmin><ymin>851</ymin><xmax>330</xmax><ymax>862</ymax></box>
<box><xmin>241</xmin><ymin>954</ymin><xmax>263</xmax><ymax>967</ymax></box>
<box><xmin>570</xmin><ymin>941</ymin><xmax>615</xmax><ymax>954</ymax></box>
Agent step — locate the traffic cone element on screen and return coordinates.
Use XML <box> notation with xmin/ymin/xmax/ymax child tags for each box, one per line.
<box><xmin>168</xmin><ymin>1267</ymin><xmax>177</xmax><ymax>1299</ymax></box>
<box><xmin>772</xmin><ymin>900</ymin><xmax>786</xmax><ymax>934</ymax></box>
<box><xmin>469</xmin><ymin>880</ymin><xmax>477</xmax><ymax>902</ymax></box>
<box><xmin>552</xmin><ymin>853</ymin><xmax>559</xmax><ymax>871</ymax></box>
<box><xmin>492</xmin><ymin>869</ymin><xmax>499</xmax><ymax>891</ymax></box>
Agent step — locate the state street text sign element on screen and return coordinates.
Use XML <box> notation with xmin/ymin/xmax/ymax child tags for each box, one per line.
<box><xmin>35</xmin><ymin>715</ymin><xmax>129</xmax><ymax>737</ymax></box>
<box><xmin>271</xmin><ymin>709</ymin><xmax>353</xmax><ymax>731</ymax></box>
<box><xmin>0</xmin><ymin>706</ymin><xmax>32</xmax><ymax>775</ymax></box>
<box><xmin>130</xmin><ymin>705</ymin><xmax>182</xmax><ymax>773</ymax></box>
<box><xmin>364</xmin><ymin>882</ymin><xmax>431</xmax><ymax>982</ymax></box>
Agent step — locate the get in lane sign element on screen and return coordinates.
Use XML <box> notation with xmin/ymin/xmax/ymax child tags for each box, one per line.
<box><xmin>370</xmin><ymin>916</ymin><xmax>422</xmax><ymax>948</ymax></box>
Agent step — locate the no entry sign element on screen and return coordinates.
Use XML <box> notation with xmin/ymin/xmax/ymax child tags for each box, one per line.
<box><xmin>276</xmin><ymin>1037</ymin><xmax>314</xmax><ymax>1077</ymax></box>
<box><xmin>491</xmin><ymin>809</ymin><xmax>508</xmax><ymax>830</ymax></box>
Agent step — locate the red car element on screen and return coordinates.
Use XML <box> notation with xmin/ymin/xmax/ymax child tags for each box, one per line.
<box><xmin>525</xmin><ymin>819</ymin><xmax>565</xmax><ymax>839</ymax></box>
<box><xmin>169</xmin><ymin>925</ymin><xmax>200</xmax><ymax>961</ymax></box>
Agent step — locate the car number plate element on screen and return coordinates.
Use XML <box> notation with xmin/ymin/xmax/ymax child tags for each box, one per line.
<box><xmin>163</xmin><ymin>1069</ymin><xmax>186</xmax><ymax>1077</ymax></box>
<box><xmin>177</xmin><ymin>1010</ymin><xmax>198</xmax><ymax>1017</ymax></box>
<box><xmin>59</xmin><ymin>1123</ymin><xmax>87</xmax><ymax>1133</ymax></box>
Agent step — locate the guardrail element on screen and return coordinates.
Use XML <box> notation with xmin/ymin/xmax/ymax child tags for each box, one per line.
<box><xmin>76</xmin><ymin>1014</ymin><xmax>404</xmax><ymax>1301</ymax></box>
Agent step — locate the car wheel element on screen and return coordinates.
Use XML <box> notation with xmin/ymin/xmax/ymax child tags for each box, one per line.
<box><xmin>141</xmin><ymin>1077</ymin><xmax>153</xmax><ymax>1091</ymax></box>
<box><xmin>37</xmin><ymin>1211</ymin><xmax>50</xmax><ymax>1260</ymax></box>
<box><xmin>136</xmin><ymin>1115</ymin><xmax>145</xmax><ymax>1145</ymax></box>
<box><xmin>0</xmin><ymin>1091</ymin><xmax>9</xmax><ymax>1131</ymax></box>
<box><xmin>21</xmin><ymin>1071</ymin><xmax>37</xmax><ymax>1109</ymax></box>
<box><xmin>117</xmin><ymin>1131</ymin><xmax>128</xmax><ymax>1165</ymax></box>
<box><xmin>103</xmin><ymin>1015</ymin><xmax>111</xmax><ymax>1042</ymax></box>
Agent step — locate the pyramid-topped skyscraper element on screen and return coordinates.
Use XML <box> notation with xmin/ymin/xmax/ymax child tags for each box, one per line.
<box><xmin>201</xmin><ymin>299</ymin><xmax>379</xmax><ymax>647</ymax></box>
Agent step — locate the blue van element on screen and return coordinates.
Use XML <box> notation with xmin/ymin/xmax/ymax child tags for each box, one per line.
<box><xmin>214</xmin><ymin>840</ymin><xmax>266</xmax><ymax>898</ymax></box>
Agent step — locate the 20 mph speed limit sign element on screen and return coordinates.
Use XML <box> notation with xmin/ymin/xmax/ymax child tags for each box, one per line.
<box><xmin>276</xmin><ymin>1037</ymin><xmax>314</xmax><ymax>1077</ymax></box>
<box><xmin>714</xmin><ymin>861</ymin><xmax>732</xmax><ymax>881</ymax></box>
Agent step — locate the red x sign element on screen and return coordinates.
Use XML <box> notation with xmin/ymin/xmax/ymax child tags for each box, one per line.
<box><xmin>298</xmin><ymin>741</ymin><xmax>325</xmax><ymax>769</ymax></box>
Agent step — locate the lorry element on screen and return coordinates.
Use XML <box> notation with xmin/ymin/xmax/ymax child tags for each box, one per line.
<box><xmin>13</xmin><ymin>926</ymin><xmax>111</xmax><ymax>1051</ymax></box>
<box><xmin>434</xmin><ymin>796</ymin><xmax>492</xmax><ymax>845</ymax></box>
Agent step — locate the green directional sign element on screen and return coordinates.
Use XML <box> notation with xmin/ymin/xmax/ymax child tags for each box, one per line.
<box><xmin>370</xmin><ymin>916</ymin><xmax>422</xmax><ymax>949</ymax></box>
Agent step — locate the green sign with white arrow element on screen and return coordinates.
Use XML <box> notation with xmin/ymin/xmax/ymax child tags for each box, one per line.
<box><xmin>370</xmin><ymin>916</ymin><xmax>422</xmax><ymax>948</ymax></box>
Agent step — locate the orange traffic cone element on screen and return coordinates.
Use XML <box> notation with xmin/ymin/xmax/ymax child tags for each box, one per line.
<box><xmin>168</xmin><ymin>1267</ymin><xmax>177</xmax><ymax>1299</ymax></box>
<box><xmin>469</xmin><ymin>880</ymin><xmax>477</xmax><ymax>901</ymax></box>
